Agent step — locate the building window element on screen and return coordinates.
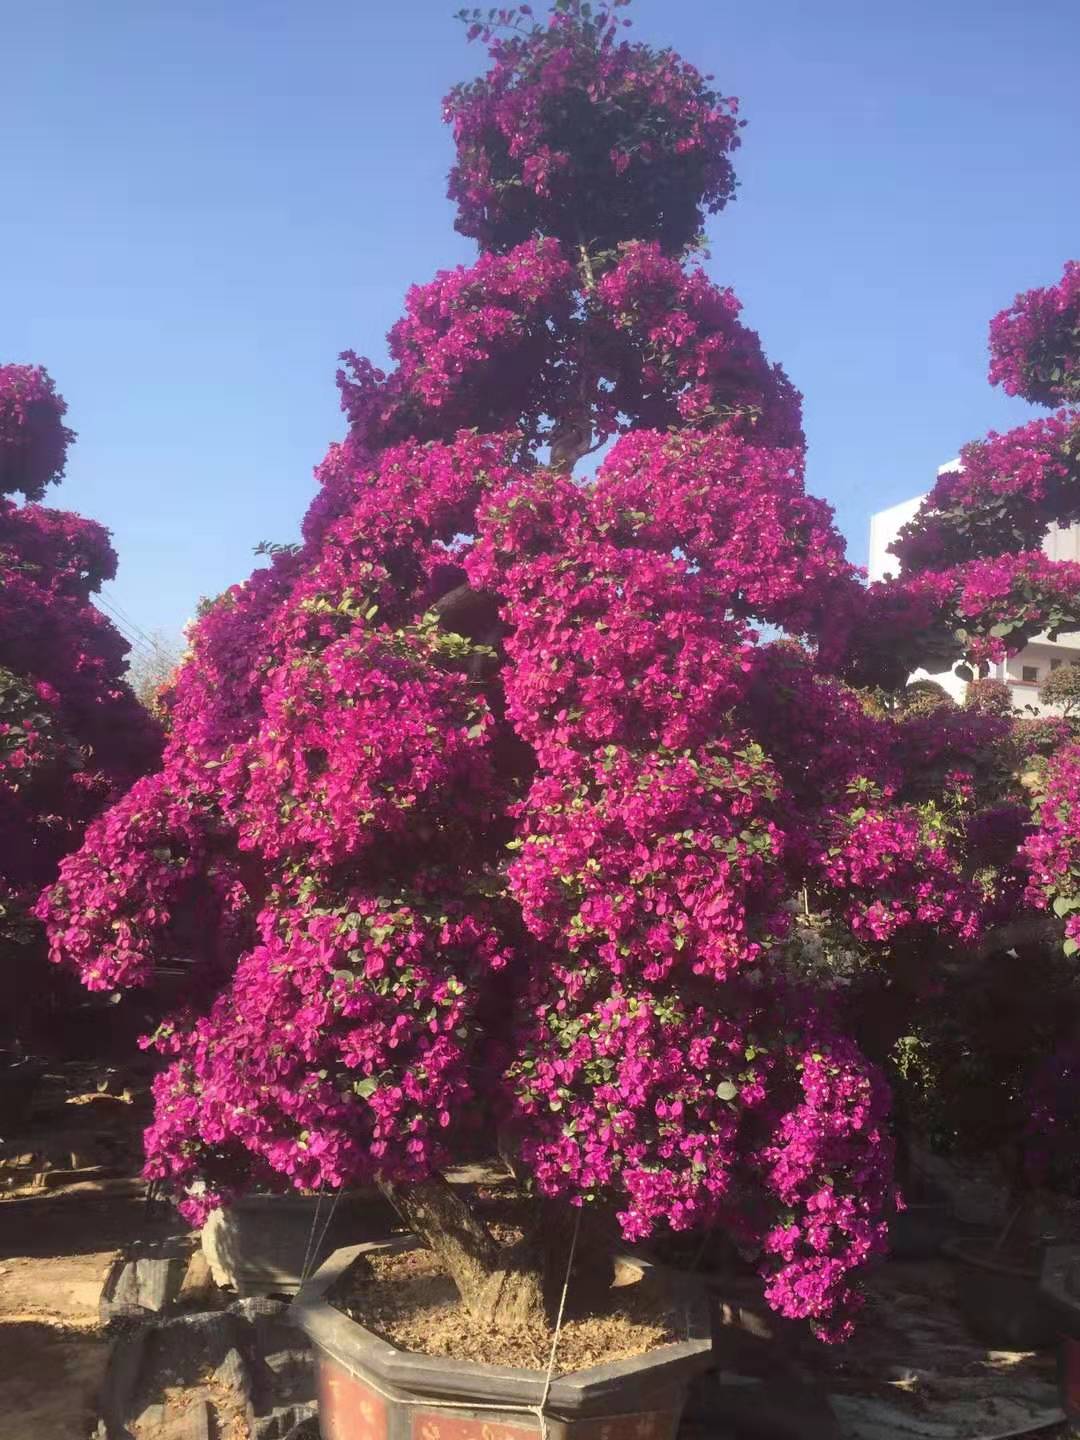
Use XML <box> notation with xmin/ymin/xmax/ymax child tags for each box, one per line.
<box><xmin>1022</xmin><ymin>665</ymin><xmax>1040</xmax><ymax>684</ymax></box>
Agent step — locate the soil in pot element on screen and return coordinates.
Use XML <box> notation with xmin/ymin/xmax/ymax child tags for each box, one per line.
<box><xmin>332</xmin><ymin>1243</ymin><xmax>682</xmax><ymax>1373</ymax></box>
<box><xmin>943</xmin><ymin>1234</ymin><xmax>1059</xmax><ymax>1350</ymax></box>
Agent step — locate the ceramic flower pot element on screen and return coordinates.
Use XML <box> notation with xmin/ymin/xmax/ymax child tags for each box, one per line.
<box><xmin>943</xmin><ymin>1235</ymin><xmax>1058</xmax><ymax>1350</ymax></box>
<box><xmin>291</xmin><ymin>1240</ymin><xmax>713</xmax><ymax>1440</ymax></box>
<box><xmin>202</xmin><ymin>1190</ymin><xmax>398</xmax><ymax>1298</ymax></box>
<box><xmin>888</xmin><ymin>1200</ymin><xmax>955</xmax><ymax>1260</ymax></box>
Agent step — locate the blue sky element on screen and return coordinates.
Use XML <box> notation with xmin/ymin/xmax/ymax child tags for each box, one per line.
<box><xmin>4</xmin><ymin>0</ymin><xmax>1078</xmax><ymax>667</ymax></box>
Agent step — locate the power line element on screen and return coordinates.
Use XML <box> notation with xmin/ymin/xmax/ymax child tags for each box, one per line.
<box><xmin>97</xmin><ymin>588</ymin><xmax>168</xmax><ymax>654</ymax></box>
<box><xmin>91</xmin><ymin>609</ymin><xmax>165</xmax><ymax>675</ymax></box>
<box><xmin>94</xmin><ymin>593</ymin><xmax>179</xmax><ymax>667</ymax></box>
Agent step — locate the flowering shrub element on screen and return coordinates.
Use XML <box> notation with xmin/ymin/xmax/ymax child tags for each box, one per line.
<box><xmin>989</xmin><ymin>260</ymin><xmax>1080</xmax><ymax>407</ymax></box>
<box><xmin>0</xmin><ymin>365</ymin><xmax>159</xmax><ymax>1037</ymax></box>
<box><xmin>891</xmin><ymin>414</ymin><xmax>1080</xmax><ymax>573</ymax></box>
<box><xmin>446</xmin><ymin>0</ymin><xmax>741</xmax><ymax>254</ymax></box>
<box><xmin>36</xmin><ymin>2</ymin><xmax>1080</xmax><ymax>1337</ymax></box>
<box><xmin>0</xmin><ymin>364</ymin><xmax>74</xmax><ymax>502</ymax></box>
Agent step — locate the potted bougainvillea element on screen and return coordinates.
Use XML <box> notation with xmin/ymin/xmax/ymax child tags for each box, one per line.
<box><xmin>37</xmin><ymin>0</ymin><xmax>1080</xmax><ymax>1430</ymax></box>
<box><xmin>0</xmin><ymin>362</ymin><xmax>158</xmax><ymax>1105</ymax></box>
<box><xmin>928</xmin><ymin>256</ymin><xmax>1080</xmax><ymax>1350</ymax></box>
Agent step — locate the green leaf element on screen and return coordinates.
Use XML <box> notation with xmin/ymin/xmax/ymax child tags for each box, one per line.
<box><xmin>715</xmin><ymin>1080</ymin><xmax>738</xmax><ymax>1101</ymax></box>
<box><xmin>354</xmin><ymin>1077</ymin><xmax>379</xmax><ymax>1099</ymax></box>
<box><xmin>1065</xmin><ymin>937</ymin><xmax>1079</xmax><ymax>958</ymax></box>
<box><xmin>1053</xmin><ymin>895</ymin><xmax>1080</xmax><ymax>918</ymax></box>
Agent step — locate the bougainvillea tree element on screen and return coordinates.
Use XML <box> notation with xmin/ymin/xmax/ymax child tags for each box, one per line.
<box><xmin>0</xmin><ymin>364</ymin><xmax>160</xmax><ymax>1041</ymax></box>
<box><xmin>37</xmin><ymin>1</ymin><xmax>1080</xmax><ymax>1339</ymax></box>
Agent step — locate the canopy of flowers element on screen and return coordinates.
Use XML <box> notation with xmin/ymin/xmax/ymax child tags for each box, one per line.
<box><xmin>0</xmin><ymin>364</ymin><xmax>160</xmax><ymax>1019</ymax></box>
<box><xmin>37</xmin><ymin>0</ymin><xmax>1080</xmax><ymax>1340</ymax></box>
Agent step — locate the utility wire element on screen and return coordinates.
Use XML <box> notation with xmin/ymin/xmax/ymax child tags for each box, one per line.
<box><xmin>94</xmin><ymin>594</ymin><xmax>179</xmax><ymax>667</ymax></box>
<box><xmin>98</xmin><ymin>588</ymin><xmax>174</xmax><ymax>656</ymax></box>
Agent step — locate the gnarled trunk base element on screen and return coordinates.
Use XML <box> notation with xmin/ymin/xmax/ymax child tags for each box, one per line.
<box><xmin>378</xmin><ymin>1174</ymin><xmax>547</xmax><ymax>1331</ymax></box>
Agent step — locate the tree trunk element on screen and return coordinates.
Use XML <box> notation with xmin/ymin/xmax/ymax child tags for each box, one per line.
<box><xmin>378</xmin><ymin>1174</ymin><xmax>547</xmax><ymax>1331</ymax></box>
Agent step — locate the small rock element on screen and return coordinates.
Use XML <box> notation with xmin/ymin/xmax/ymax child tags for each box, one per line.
<box><xmin>278</xmin><ymin>1418</ymin><xmax>320</xmax><ymax>1440</ymax></box>
<box><xmin>136</xmin><ymin>1393</ymin><xmax>213</xmax><ymax>1440</ymax></box>
<box><xmin>178</xmin><ymin>1250</ymin><xmax>223</xmax><ymax>1311</ymax></box>
<box><xmin>100</xmin><ymin>1236</ymin><xmax>197</xmax><ymax>1323</ymax></box>
<box><xmin>213</xmin><ymin>1346</ymin><xmax>253</xmax><ymax>1404</ymax></box>
<box><xmin>94</xmin><ymin>1295</ymin><xmax>315</xmax><ymax>1438</ymax></box>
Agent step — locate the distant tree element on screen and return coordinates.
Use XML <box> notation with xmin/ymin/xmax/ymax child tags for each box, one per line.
<box><xmin>901</xmin><ymin>678</ymin><xmax>955</xmax><ymax>714</ymax></box>
<box><xmin>965</xmin><ymin>676</ymin><xmax>1015</xmax><ymax>716</ymax></box>
<box><xmin>0</xmin><ymin>364</ymin><xmax>160</xmax><ymax>1041</ymax></box>
<box><xmin>127</xmin><ymin>630</ymin><xmax>181</xmax><ymax>715</ymax></box>
<box><xmin>1040</xmin><ymin>661</ymin><xmax>1080</xmax><ymax>717</ymax></box>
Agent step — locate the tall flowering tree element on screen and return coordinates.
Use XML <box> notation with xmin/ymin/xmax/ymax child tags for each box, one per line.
<box><xmin>37</xmin><ymin>1</ymin><xmax>1080</xmax><ymax>1338</ymax></box>
<box><xmin>0</xmin><ymin>364</ymin><xmax>160</xmax><ymax>1040</ymax></box>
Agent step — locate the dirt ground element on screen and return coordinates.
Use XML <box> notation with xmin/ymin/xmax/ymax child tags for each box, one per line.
<box><xmin>0</xmin><ymin>1056</ymin><xmax>185</xmax><ymax>1440</ymax></box>
<box><xmin>0</xmin><ymin>1077</ymin><xmax>1074</xmax><ymax>1440</ymax></box>
<box><xmin>0</xmin><ymin>1189</ymin><xmax>183</xmax><ymax>1439</ymax></box>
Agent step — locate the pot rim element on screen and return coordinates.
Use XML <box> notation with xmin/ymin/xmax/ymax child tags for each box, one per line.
<box><xmin>941</xmin><ymin>1234</ymin><xmax>1041</xmax><ymax>1279</ymax></box>
<box><xmin>221</xmin><ymin>1187</ymin><xmax>385</xmax><ymax>1210</ymax></box>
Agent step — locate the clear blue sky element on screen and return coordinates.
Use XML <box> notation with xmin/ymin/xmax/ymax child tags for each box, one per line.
<box><xmin>5</xmin><ymin>0</ymin><xmax>1078</xmax><ymax>665</ymax></box>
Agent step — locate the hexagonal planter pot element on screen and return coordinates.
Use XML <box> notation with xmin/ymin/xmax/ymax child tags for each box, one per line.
<box><xmin>291</xmin><ymin>1239</ymin><xmax>713</xmax><ymax>1440</ymax></box>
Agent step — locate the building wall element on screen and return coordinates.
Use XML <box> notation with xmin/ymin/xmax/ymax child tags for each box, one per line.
<box><xmin>868</xmin><ymin>463</ymin><xmax>1080</xmax><ymax>714</ymax></box>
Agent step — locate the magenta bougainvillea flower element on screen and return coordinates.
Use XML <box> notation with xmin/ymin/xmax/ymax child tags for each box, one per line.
<box><xmin>0</xmin><ymin>364</ymin><xmax>160</xmax><ymax>1032</ymax></box>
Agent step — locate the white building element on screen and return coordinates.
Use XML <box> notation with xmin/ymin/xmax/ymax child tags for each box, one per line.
<box><xmin>868</xmin><ymin>462</ymin><xmax>1080</xmax><ymax>714</ymax></box>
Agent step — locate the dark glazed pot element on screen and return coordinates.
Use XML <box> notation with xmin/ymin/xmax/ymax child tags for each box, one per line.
<box><xmin>943</xmin><ymin>1235</ymin><xmax>1058</xmax><ymax>1350</ymax></box>
<box><xmin>888</xmin><ymin>1200</ymin><xmax>954</xmax><ymax>1260</ymax></box>
<box><xmin>291</xmin><ymin>1239</ymin><xmax>713</xmax><ymax>1440</ymax></box>
<box><xmin>202</xmin><ymin>1190</ymin><xmax>399</xmax><ymax>1298</ymax></box>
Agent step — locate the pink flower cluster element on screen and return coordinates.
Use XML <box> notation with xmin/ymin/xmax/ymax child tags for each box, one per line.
<box><xmin>0</xmin><ymin>365</ymin><xmax>158</xmax><ymax>969</ymax></box>
<box><xmin>36</xmin><ymin>772</ymin><xmax>213</xmax><ymax>992</ymax></box>
<box><xmin>337</xmin><ymin>236</ymin><xmax>802</xmax><ymax>458</ymax></box>
<box><xmin>446</xmin><ymin>0</ymin><xmax>741</xmax><ymax>254</ymax></box>
<box><xmin>592</xmin><ymin>243</ymin><xmax>804</xmax><ymax>448</ymax></box>
<box><xmin>1024</xmin><ymin>741</ymin><xmax>1080</xmax><ymax>919</ymax></box>
<box><xmin>891</xmin><ymin>413</ymin><xmax>1080</xmax><ymax>573</ymax></box>
<box><xmin>821</xmin><ymin>809</ymin><xmax>981</xmax><ymax>944</ymax></box>
<box><xmin>0</xmin><ymin>364</ymin><xmax>75</xmax><ymax>502</ymax></box>
<box><xmin>338</xmin><ymin>239</ymin><xmax>574</xmax><ymax>448</ymax></box>
<box><xmin>757</xmin><ymin>1029</ymin><xmax>893</xmax><ymax>1340</ymax></box>
<box><xmin>142</xmin><ymin>889</ymin><xmax>514</xmax><ymax>1223</ymax></box>
<box><xmin>989</xmin><ymin>259</ymin><xmax>1080</xmax><ymax>406</ymax></box>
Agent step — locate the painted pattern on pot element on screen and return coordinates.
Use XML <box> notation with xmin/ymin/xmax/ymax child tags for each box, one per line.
<box><xmin>319</xmin><ymin>1362</ymin><xmax>389</xmax><ymax>1440</ymax></box>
